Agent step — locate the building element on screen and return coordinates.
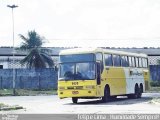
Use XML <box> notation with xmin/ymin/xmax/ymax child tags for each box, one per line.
<box><xmin>0</xmin><ymin>47</ymin><xmax>62</xmax><ymax>69</ymax></box>
<box><xmin>0</xmin><ymin>47</ymin><xmax>160</xmax><ymax>69</ymax></box>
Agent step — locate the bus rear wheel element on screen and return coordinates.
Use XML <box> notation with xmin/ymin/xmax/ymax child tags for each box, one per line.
<box><xmin>72</xmin><ymin>97</ymin><xmax>78</xmax><ymax>104</ymax></box>
<box><xmin>138</xmin><ymin>85</ymin><xmax>143</xmax><ymax>98</ymax></box>
<box><xmin>127</xmin><ymin>85</ymin><xmax>139</xmax><ymax>99</ymax></box>
<box><xmin>102</xmin><ymin>86</ymin><xmax>110</xmax><ymax>102</ymax></box>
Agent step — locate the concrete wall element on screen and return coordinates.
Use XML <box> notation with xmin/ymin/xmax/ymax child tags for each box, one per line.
<box><xmin>0</xmin><ymin>68</ymin><xmax>58</xmax><ymax>89</ymax></box>
<box><xmin>0</xmin><ymin>66</ymin><xmax>159</xmax><ymax>90</ymax></box>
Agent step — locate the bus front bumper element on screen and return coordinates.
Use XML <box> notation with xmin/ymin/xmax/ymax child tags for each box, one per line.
<box><xmin>58</xmin><ymin>89</ymin><xmax>97</xmax><ymax>98</ymax></box>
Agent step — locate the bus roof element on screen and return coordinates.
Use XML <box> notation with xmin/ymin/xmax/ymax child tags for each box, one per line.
<box><xmin>59</xmin><ymin>48</ymin><xmax>148</xmax><ymax>58</ymax></box>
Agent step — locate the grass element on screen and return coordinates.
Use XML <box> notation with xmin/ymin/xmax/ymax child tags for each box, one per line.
<box><xmin>0</xmin><ymin>89</ymin><xmax>57</xmax><ymax>96</ymax></box>
<box><xmin>0</xmin><ymin>103</ymin><xmax>8</xmax><ymax>108</ymax></box>
<box><xmin>149</xmin><ymin>98</ymin><xmax>160</xmax><ymax>105</ymax></box>
<box><xmin>146</xmin><ymin>87</ymin><xmax>160</xmax><ymax>93</ymax></box>
<box><xmin>0</xmin><ymin>103</ymin><xmax>23</xmax><ymax>111</ymax></box>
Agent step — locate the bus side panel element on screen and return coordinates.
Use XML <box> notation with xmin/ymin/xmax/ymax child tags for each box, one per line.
<box><xmin>143</xmin><ymin>69</ymin><xmax>150</xmax><ymax>91</ymax></box>
<box><xmin>124</xmin><ymin>68</ymin><xmax>145</xmax><ymax>94</ymax></box>
<box><xmin>103</xmin><ymin>67</ymin><xmax>126</xmax><ymax>96</ymax></box>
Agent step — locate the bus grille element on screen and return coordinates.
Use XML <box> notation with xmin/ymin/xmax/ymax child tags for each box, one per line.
<box><xmin>67</xmin><ymin>86</ymin><xmax>83</xmax><ymax>89</ymax></box>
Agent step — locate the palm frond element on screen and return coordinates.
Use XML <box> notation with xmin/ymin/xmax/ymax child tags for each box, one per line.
<box><xmin>19</xmin><ymin>30</ymin><xmax>53</xmax><ymax>69</ymax></box>
<box><xmin>40</xmin><ymin>52</ymin><xmax>54</xmax><ymax>68</ymax></box>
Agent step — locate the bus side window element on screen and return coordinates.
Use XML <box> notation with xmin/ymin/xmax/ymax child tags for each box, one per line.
<box><xmin>135</xmin><ymin>57</ymin><xmax>139</xmax><ymax>67</ymax></box>
<box><xmin>121</xmin><ymin>56</ymin><xmax>129</xmax><ymax>67</ymax></box>
<box><xmin>128</xmin><ymin>56</ymin><xmax>132</xmax><ymax>67</ymax></box>
<box><xmin>96</xmin><ymin>53</ymin><xmax>103</xmax><ymax>72</ymax></box>
<box><xmin>138</xmin><ymin>58</ymin><xmax>142</xmax><ymax>68</ymax></box>
<box><xmin>126</xmin><ymin>56</ymin><xmax>129</xmax><ymax>67</ymax></box>
<box><xmin>145</xmin><ymin>58</ymin><xmax>148</xmax><ymax>68</ymax></box>
<box><xmin>142</xmin><ymin>58</ymin><xmax>147</xmax><ymax>68</ymax></box>
<box><xmin>104</xmin><ymin>54</ymin><xmax>113</xmax><ymax>66</ymax></box>
<box><xmin>113</xmin><ymin>55</ymin><xmax>121</xmax><ymax>67</ymax></box>
<box><xmin>132</xmin><ymin>57</ymin><xmax>135</xmax><ymax>67</ymax></box>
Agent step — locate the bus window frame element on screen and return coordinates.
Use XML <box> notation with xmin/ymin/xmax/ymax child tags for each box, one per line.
<box><xmin>121</xmin><ymin>55</ymin><xmax>129</xmax><ymax>67</ymax></box>
<box><xmin>96</xmin><ymin>52</ymin><xmax>104</xmax><ymax>72</ymax></box>
<box><xmin>128</xmin><ymin>56</ymin><xmax>133</xmax><ymax>67</ymax></box>
<box><xmin>132</xmin><ymin>57</ymin><xmax>136</xmax><ymax>67</ymax></box>
<box><xmin>135</xmin><ymin>57</ymin><xmax>139</xmax><ymax>68</ymax></box>
<box><xmin>104</xmin><ymin>53</ymin><xmax>113</xmax><ymax>66</ymax></box>
<box><xmin>112</xmin><ymin>54</ymin><xmax>121</xmax><ymax>67</ymax></box>
<box><xmin>138</xmin><ymin>57</ymin><xmax>143</xmax><ymax>68</ymax></box>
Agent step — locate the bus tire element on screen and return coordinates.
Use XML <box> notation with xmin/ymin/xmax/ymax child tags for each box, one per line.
<box><xmin>72</xmin><ymin>97</ymin><xmax>78</xmax><ymax>104</ymax></box>
<box><xmin>133</xmin><ymin>85</ymin><xmax>139</xmax><ymax>99</ymax></box>
<box><xmin>110</xmin><ymin>96</ymin><xmax>117</xmax><ymax>100</ymax></box>
<box><xmin>138</xmin><ymin>85</ymin><xmax>143</xmax><ymax>98</ymax></box>
<box><xmin>102</xmin><ymin>86</ymin><xmax>110</xmax><ymax>102</ymax></box>
<box><xmin>127</xmin><ymin>85</ymin><xmax>139</xmax><ymax>99</ymax></box>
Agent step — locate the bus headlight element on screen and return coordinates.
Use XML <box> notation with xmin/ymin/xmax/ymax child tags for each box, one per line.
<box><xmin>86</xmin><ymin>85</ymin><xmax>95</xmax><ymax>89</ymax></box>
<box><xmin>59</xmin><ymin>86</ymin><xmax>65</xmax><ymax>90</ymax></box>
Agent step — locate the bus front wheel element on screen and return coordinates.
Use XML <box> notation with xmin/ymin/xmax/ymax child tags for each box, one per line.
<box><xmin>72</xmin><ymin>97</ymin><xmax>78</xmax><ymax>104</ymax></box>
<box><xmin>102</xmin><ymin>86</ymin><xmax>110</xmax><ymax>102</ymax></box>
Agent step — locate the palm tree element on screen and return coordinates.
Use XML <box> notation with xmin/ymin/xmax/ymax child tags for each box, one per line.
<box><xmin>19</xmin><ymin>30</ymin><xmax>43</xmax><ymax>50</ymax></box>
<box><xmin>19</xmin><ymin>30</ymin><xmax>54</xmax><ymax>68</ymax></box>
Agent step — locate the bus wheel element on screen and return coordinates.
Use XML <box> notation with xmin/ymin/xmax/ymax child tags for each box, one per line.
<box><xmin>138</xmin><ymin>85</ymin><xmax>143</xmax><ymax>98</ymax></box>
<box><xmin>102</xmin><ymin>86</ymin><xmax>110</xmax><ymax>102</ymax></box>
<box><xmin>72</xmin><ymin>97</ymin><xmax>78</xmax><ymax>104</ymax></box>
<box><xmin>134</xmin><ymin>85</ymin><xmax>139</xmax><ymax>99</ymax></box>
<box><xmin>110</xmin><ymin>96</ymin><xmax>117</xmax><ymax>100</ymax></box>
<box><xmin>127</xmin><ymin>85</ymin><xmax>139</xmax><ymax>99</ymax></box>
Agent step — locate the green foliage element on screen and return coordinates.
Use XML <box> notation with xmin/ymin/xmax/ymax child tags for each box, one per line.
<box><xmin>150</xmin><ymin>81</ymin><xmax>160</xmax><ymax>87</ymax></box>
<box><xmin>157</xmin><ymin>60</ymin><xmax>160</xmax><ymax>65</ymax></box>
<box><xmin>20</xmin><ymin>48</ymin><xmax>54</xmax><ymax>68</ymax></box>
<box><xmin>19</xmin><ymin>30</ymin><xmax>44</xmax><ymax>50</ymax></box>
<box><xmin>0</xmin><ymin>89</ymin><xmax>57</xmax><ymax>96</ymax></box>
<box><xmin>19</xmin><ymin>30</ymin><xmax>54</xmax><ymax>68</ymax></box>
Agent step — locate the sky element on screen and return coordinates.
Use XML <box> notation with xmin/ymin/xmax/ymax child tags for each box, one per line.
<box><xmin>1</xmin><ymin>0</ymin><xmax>160</xmax><ymax>48</ymax></box>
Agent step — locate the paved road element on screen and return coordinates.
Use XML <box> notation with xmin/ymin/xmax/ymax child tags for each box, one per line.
<box><xmin>0</xmin><ymin>93</ymin><xmax>160</xmax><ymax>114</ymax></box>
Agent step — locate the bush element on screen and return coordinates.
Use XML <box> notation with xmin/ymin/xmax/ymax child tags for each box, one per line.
<box><xmin>150</xmin><ymin>81</ymin><xmax>160</xmax><ymax>87</ymax></box>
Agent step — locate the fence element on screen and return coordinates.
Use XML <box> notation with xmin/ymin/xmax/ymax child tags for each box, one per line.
<box><xmin>0</xmin><ymin>68</ymin><xmax>58</xmax><ymax>89</ymax></box>
<box><xmin>150</xmin><ymin>65</ymin><xmax>160</xmax><ymax>81</ymax></box>
<box><xmin>0</xmin><ymin>66</ymin><xmax>159</xmax><ymax>90</ymax></box>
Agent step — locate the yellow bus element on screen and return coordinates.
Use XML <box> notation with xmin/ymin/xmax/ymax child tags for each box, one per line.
<box><xmin>58</xmin><ymin>48</ymin><xmax>150</xmax><ymax>103</ymax></box>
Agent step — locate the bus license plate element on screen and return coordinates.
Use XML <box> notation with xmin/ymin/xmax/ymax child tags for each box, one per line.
<box><xmin>72</xmin><ymin>91</ymin><xmax>79</xmax><ymax>94</ymax></box>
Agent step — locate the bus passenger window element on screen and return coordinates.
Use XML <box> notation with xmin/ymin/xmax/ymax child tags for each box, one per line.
<box><xmin>121</xmin><ymin>56</ymin><xmax>129</xmax><ymax>67</ymax></box>
<box><xmin>96</xmin><ymin>53</ymin><xmax>103</xmax><ymax>72</ymax></box>
<box><xmin>128</xmin><ymin>56</ymin><xmax>132</xmax><ymax>67</ymax></box>
<box><xmin>144</xmin><ymin>58</ymin><xmax>148</xmax><ymax>68</ymax></box>
<box><xmin>104</xmin><ymin>54</ymin><xmax>113</xmax><ymax>66</ymax></box>
<box><xmin>139</xmin><ymin>58</ymin><xmax>142</xmax><ymax>67</ymax></box>
<box><xmin>135</xmin><ymin>57</ymin><xmax>139</xmax><ymax>67</ymax></box>
<box><xmin>142</xmin><ymin>58</ymin><xmax>147</xmax><ymax>68</ymax></box>
<box><xmin>132</xmin><ymin>57</ymin><xmax>135</xmax><ymax>67</ymax></box>
<box><xmin>113</xmin><ymin>55</ymin><xmax>121</xmax><ymax>67</ymax></box>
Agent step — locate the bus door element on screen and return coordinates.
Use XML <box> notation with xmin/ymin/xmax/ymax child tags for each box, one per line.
<box><xmin>96</xmin><ymin>62</ymin><xmax>101</xmax><ymax>96</ymax></box>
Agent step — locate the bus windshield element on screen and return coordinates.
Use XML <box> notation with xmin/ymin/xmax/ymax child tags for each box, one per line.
<box><xmin>59</xmin><ymin>62</ymin><xmax>96</xmax><ymax>80</ymax></box>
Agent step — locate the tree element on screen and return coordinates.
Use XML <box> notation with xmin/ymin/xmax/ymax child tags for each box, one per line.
<box><xmin>19</xmin><ymin>30</ymin><xmax>54</xmax><ymax>68</ymax></box>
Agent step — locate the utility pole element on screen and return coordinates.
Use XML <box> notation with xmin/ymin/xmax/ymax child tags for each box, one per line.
<box><xmin>7</xmin><ymin>4</ymin><xmax>18</xmax><ymax>95</ymax></box>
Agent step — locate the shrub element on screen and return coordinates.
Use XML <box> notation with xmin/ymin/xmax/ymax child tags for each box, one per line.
<box><xmin>150</xmin><ymin>81</ymin><xmax>160</xmax><ymax>87</ymax></box>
